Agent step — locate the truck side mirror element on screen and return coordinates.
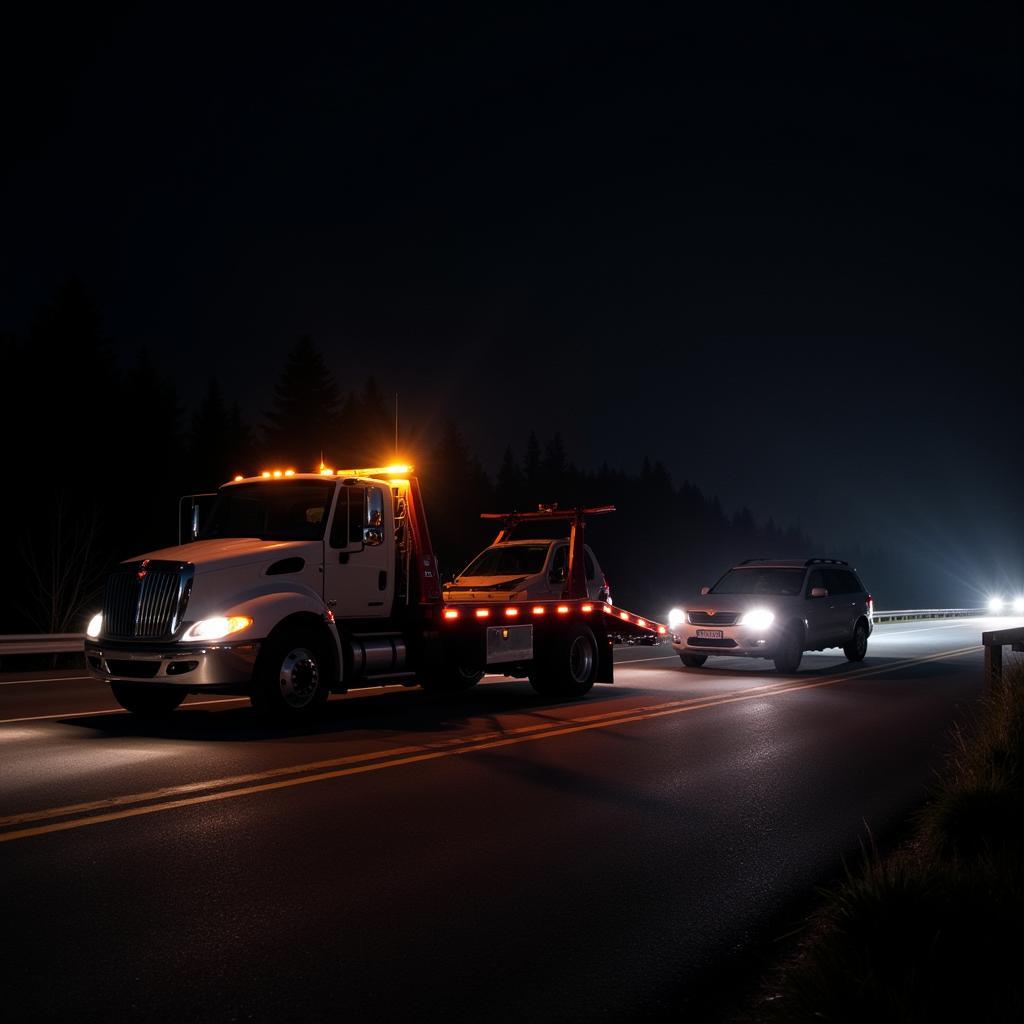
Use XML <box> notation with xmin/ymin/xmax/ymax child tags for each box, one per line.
<box><xmin>364</xmin><ymin>527</ymin><xmax>384</xmax><ymax>547</ymax></box>
<box><xmin>700</xmin><ymin>585</ymin><xmax>710</xmax><ymax>595</ymax></box>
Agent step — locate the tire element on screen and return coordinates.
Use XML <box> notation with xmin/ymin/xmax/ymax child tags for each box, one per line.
<box><xmin>680</xmin><ymin>653</ymin><xmax>707</xmax><ymax>668</ymax></box>
<box><xmin>773</xmin><ymin>624</ymin><xmax>804</xmax><ymax>674</ymax></box>
<box><xmin>420</xmin><ymin>661</ymin><xmax>484</xmax><ymax>694</ymax></box>
<box><xmin>844</xmin><ymin>619</ymin><xmax>869</xmax><ymax>662</ymax></box>
<box><xmin>529</xmin><ymin>624</ymin><xmax>599</xmax><ymax>698</ymax></box>
<box><xmin>250</xmin><ymin>627</ymin><xmax>331</xmax><ymax>721</ymax></box>
<box><xmin>110</xmin><ymin>684</ymin><xmax>186</xmax><ymax>717</ymax></box>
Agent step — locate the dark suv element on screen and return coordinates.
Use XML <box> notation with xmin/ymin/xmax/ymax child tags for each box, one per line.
<box><xmin>668</xmin><ymin>558</ymin><xmax>873</xmax><ymax>673</ymax></box>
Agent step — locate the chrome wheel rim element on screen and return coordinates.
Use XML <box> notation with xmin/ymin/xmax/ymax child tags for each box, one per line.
<box><xmin>278</xmin><ymin>647</ymin><xmax>320</xmax><ymax>708</ymax></box>
<box><xmin>568</xmin><ymin>635</ymin><xmax>594</xmax><ymax>684</ymax></box>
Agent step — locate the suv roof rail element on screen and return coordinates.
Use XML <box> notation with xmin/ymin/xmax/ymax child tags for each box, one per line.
<box><xmin>738</xmin><ymin>557</ymin><xmax>775</xmax><ymax>565</ymax></box>
<box><xmin>804</xmin><ymin>557</ymin><xmax>850</xmax><ymax>567</ymax></box>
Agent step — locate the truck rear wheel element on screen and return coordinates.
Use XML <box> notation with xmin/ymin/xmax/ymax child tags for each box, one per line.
<box><xmin>530</xmin><ymin>624</ymin><xmax>598</xmax><ymax>698</ymax></box>
<box><xmin>250</xmin><ymin>627</ymin><xmax>330</xmax><ymax>721</ymax></box>
<box><xmin>110</xmin><ymin>684</ymin><xmax>186</xmax><ymax>717</ymax></box>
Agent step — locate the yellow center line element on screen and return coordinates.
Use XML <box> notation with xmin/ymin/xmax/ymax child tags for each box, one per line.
<box><xmin>0</xmin><ymin>644</ymin><xmax>981</xmax><ymax>844</ymax></box>
<box><xmin>0</xmin><ymin>646</ymin><xmax>969</xmax><ymax>829</ymax></box>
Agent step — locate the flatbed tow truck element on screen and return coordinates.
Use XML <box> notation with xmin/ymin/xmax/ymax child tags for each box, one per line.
<box><xmin>84</xmin><ymin>465</ymin><xmax>665</xmax><ymax>720</ymax></box>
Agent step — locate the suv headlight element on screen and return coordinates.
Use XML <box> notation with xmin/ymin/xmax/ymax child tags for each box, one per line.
<box><xmin>86</xmin><ymin>613</ymin><xmax>103</xmax><ymax>639</ymax></box>
<box><xmin>668</xmin><ymin>608</ymin><xmax>685</xmax><ymax>628</ymax></box>
<box><xmin>739</xmin><ymin>609</ymin><xmax>775</xmax><ymax>630</ymax></box>
<box><xmin>181</xmin><ymin>616</ymin><xmax>253</xmax><ymax>642</ymax></box>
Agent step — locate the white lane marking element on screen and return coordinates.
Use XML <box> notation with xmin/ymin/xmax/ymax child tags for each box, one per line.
<box><xmin>0</xmin><ymin>675</ymin><xmax>93</xmax><ymax>688</ymax></box>
<box><xmin>0</xmin><ymin>697</ymin><xmax>248</xmax><ymax>725</ymax></box>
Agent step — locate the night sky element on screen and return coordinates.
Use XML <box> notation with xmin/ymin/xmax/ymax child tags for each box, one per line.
<box><xmin>3</xmin><ymin>3</ymin><xmax>1021</xmax><ymax>600</ymax></box>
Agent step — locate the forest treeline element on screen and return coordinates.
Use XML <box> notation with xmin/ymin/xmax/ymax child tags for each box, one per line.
<box><xmin>0</xmin><ymin>282</ymin><xmax>896</xmax><ymax>634</ymax></box>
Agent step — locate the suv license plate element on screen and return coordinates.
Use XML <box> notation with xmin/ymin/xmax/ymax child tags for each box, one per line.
<box><xmin>696</xmin><ymin>629</ymin><xmax>724</xmax><ymax>639</ymax></box>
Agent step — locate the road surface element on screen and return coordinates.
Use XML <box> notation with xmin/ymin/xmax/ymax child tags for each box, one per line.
<box><xmin>0</xmin><ymin>618</ymin><xmax>1011</xmax><ymax>1021</ymax></box>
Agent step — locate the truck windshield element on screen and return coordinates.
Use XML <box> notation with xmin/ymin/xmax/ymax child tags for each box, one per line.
<box><xmin>460</xmin><ymin>544</ymin><xmax>550</xmax><ymax>577</ymax></box>
<box><xmin>711</xmin><ymin>568</ymin><xmax>805</xmax><ymax>595</ymax></box>
<box><xmin>199</xmin><ymin>481</ymin><xmax>335</xmax><ymax>541</ymax></box>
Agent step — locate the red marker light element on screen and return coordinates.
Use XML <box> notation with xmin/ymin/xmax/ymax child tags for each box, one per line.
<box><xmin>532</xmin><ymin>606</ymin><xmax>546</xmax><ymax>616</ymax></box>
<box><xmin>658</xmin><ymin>625</ymin><xmax>667</xmax><ymax>635</ymax></box>
<box><xmin>619</xmin><ymin>611</ymin><xmax>630</xmax><ymax>621</ymax></box>
<box><xmin>581</xmin><ymin>603</ymin><xmax>593</xmax><ymax>613</ymax></box>
<box><xmin>475</xmin><ymin>608</ymin><xmax>490</xmax><ymax>619</ymax></box>
<box><xmin>443</xmin><ymin>609</ymin><xmax>459</xmax><ymax>621</ymax></box>
<box><xmin>505</xmin><ymin>607</ymin><xmax>520</xmax><ymax>617</ymax></box>
<box><xmin>556</xmin><ymin>605</ymin><xmax>570</xmax><ymax>614</ymax></box>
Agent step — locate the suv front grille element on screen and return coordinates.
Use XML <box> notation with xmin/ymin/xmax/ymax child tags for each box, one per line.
<box><xmin>103</xmin><ymin>561</ymin><xmax>192</xmax><ymax>640</ymax></box>
<box><xmin>688</xmin><ymin>611</ymin><xmax>739</xmax><ymax>625</ymax></box>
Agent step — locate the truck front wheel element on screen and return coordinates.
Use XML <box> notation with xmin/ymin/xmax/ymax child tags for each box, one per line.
<box><xmin>110</xmin><ymin>684</ymin><xmax>186</xmax><ymax>717</ymax></box>
<box><xmin>250</xmin><ymin>627</ymin><xmax>330</xmax><ymax>720</ymax></box>
<box><xmin>530</xmin><ymin>624</ymin><xmax>598</xmax><ymax>699</ymax></box>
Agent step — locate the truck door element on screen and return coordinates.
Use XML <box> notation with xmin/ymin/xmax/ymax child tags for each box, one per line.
<box><xmin>324</xmin><ymin>483</ymin><xmax>393</xmax><ymax>620</ymax></box>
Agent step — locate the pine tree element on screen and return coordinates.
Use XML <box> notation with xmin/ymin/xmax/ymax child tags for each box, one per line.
<box><xmin>495</xmin><ymin>446</ymin><xmax>524</xmax><ymax>510</ymax></box>
<box><xmin>264</xmin><ymin>336</ymin><xmax>342</xmax><ymax>469</ymax></box>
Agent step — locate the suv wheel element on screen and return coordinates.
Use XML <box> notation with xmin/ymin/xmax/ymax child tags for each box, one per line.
<box><xmin>773</xmin><ymin>624</ymin><xmax>803</xmax><ymax>674</ymax></box>
<box><xmin>844</xmin><ymin>619</ymin><xmax>869</xmax><ymax>662</ymax></box>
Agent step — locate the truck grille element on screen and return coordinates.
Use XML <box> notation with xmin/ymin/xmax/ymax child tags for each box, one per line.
<box><xmin>688</xmin><ymin>611</ymin><xmax>739</xmax><ymax>625</ymax></box>
<box><xmin>103</xmin><ymin>561</ymin><xmax>193</xmax><ymax>640</ymax></box>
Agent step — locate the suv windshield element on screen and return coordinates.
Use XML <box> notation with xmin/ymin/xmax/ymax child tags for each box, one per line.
<box><xmin>199</xmin><ymin>481</ymin><xmax>335</xmax><ymax>541</ymax></box>
<box><xmin>460</xmin><ymin>544</ymin><xmax>550</xmax><ymax>577</ymax></box>
<box><xmin>712</xmin><ymin>567</ymin><xmax>805</xmax><ymax>596</ymax></box>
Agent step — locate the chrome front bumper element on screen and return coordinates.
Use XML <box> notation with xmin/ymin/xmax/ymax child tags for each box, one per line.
<box><xmin>84</xmin><ymin>638</ymin><xmax>261</xmax><ymax>690</ymax></box>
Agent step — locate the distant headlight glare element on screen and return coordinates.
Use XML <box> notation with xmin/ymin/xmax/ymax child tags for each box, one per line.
<box><xmin>1014</xmin><ymin>597</ymin><xmax>1024</xmax><ymax>614</ymax></box>
<box><xmin>86</xmin><ymin>613</ymin><xmax>103</xmax><ymax>639</ymax></box>
<box><xmin>668</xmin><ymin>608</ymin><xmax>685</xmax><ymax>629</ymax></box>
<box><xmin>988</xmin><ymin>597</ymin><xmax>1005</xmax><ymax>614</ymax></box>
<box><xmin>740</xmin><ymin>609</ymin><xmax>775</xmax><ymax>630</ymax></box>
<box><xmin>182</xmin><ymin>616</ymin><xmax>253</xmax><ymax>642</ymax></box>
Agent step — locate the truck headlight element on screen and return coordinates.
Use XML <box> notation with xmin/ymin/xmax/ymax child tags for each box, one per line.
<box><xmin>739</xmin><ymin>609</ymin><xmax>775</xmax><ymax>630</ymax></box>
<box><xmin>86</xmin><ymin>613</ymin><xmax>103</xmax><ymax>639</ymax></box>
<box><xmin>668</xmin><ymin>608</ymin><xmax>685</xmax><ymax>628</ymax></box>
<box><xmin>182</xmin><ymin>616</ymin><xmax>253</xmax><ymax>641</ymax></box>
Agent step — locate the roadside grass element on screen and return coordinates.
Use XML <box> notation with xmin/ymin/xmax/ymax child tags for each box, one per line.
<box><xmin>742</xmin><ymin>660</ymin><xmax>1024</xmax><ymax>1022</ymax></box>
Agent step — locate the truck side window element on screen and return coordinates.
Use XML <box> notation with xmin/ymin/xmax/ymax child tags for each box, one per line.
<box><xmin>366</xmin><ymin>487</ymin><xmax>383</xmax><ymax>528</ymax></box>
<box><xmin>329</xmin><ymin>487</ymin><xmax>367</xmax><ymax>549</ymax></box>
<box><xmin>348</xmin><ymin>486</ymin><xmax>366</xmax><ymax>544</ymax></box>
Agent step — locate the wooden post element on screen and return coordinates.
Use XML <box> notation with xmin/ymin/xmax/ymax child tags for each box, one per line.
<box><xmin>985</xmin><ymin>642</ymin><xmax>1002</xmax><ymax>690</ymax></box>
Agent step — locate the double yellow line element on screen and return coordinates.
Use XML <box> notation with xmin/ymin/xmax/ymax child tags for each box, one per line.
<box><xmin>0</xmin><ymin>644</ymin><xmax>980</xmax><ymax>844</ymax></box>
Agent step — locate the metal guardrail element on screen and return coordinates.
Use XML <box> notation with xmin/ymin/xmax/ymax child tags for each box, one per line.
<box><xmin>982</xmin><ymin>625</ymin><xmax>1024</xmax><ymax>688</ymax></box>
<box><xmin>871</xmin><ymin>608</ymin><xmax>985</xmax><ymax>623</ymax></box>
<box><xmin>0</xmin><ymin>634</ymin><xmax>85</xmax><ymax>656</ymax></box>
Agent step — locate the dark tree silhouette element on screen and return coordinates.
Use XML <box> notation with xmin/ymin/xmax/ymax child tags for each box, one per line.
<box><xmin>264</xmin><ymin>336</ymin><xmax>342</xmax><ymax>469</ymax></box>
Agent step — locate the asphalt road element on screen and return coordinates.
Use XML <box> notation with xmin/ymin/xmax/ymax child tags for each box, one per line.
<box><xmin>0</xmin><ymin>618</ymin><xmax>1010</xmax><ymax>1022</ymax></box>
